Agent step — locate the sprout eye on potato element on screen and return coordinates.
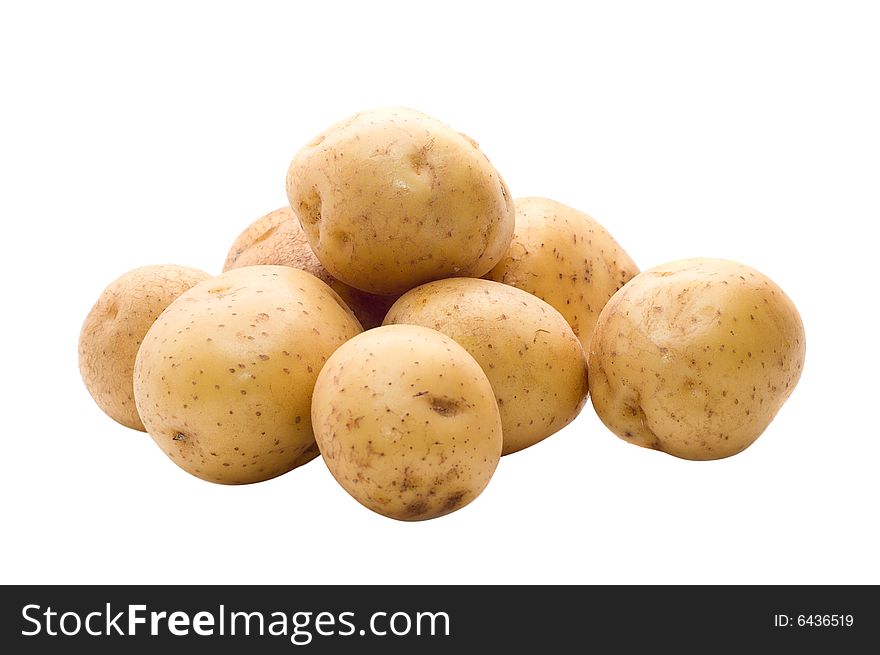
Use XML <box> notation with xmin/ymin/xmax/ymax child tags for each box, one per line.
<box><xmin>588</xmin><ymin>258</ymin><xmax>805</xmax><ymax>460</ymax></box>
<box><xmin>286</xmin><ymin>107</ymin><xmax>515</xmax><ymax>296</ymax></box>
<box><xmin>384</xmin><ymin>278</ymin><xmax>588</xmax><ymax>455</ymax></box>
<box><xmin>223</xmin><ymin>207</ymin><xmax>396</xmax><ymax>329</ymax></box>
<box><xmin>311</xmin><ymin>325</ymin><xmax>503</xmax><ymax>521</ymax></box>
<box><xmin>79</xmin><ymin>265</ymin><xmax>212</xmax><ymax>431</ymax></box>
<box><xmin>133</xmin><ymin>265</ymin><xmax>363</xmax><ymax>484</ymax></box>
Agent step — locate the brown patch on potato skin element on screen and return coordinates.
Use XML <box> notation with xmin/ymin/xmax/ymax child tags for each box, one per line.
<box><xmin>79</xmin><ymin>265</ymin><xmax>212</xmax><ymax>431</ymax></box>
<box><xmin>403</xmin><ymin>501</ymin><xmax>429</xmax><ymax>518</ymax></box>
<box><xmin>588</xmin><ymin>258</ymin><xmax>805</xmax><ymax>460</ymax></box>
<box><xmin>442</xmin><ymin>490</ymin><xmax>468</xmax><ymax>512</ymax></box>
<box><xmin>428</xmin><ymin>395</ymin><xmax>462</xmax><ymax>417</ymax></box>
<box><xmin>223</xmin><ymin>207</ymin><xmax>396</xmax><ymax>329</ymax></box>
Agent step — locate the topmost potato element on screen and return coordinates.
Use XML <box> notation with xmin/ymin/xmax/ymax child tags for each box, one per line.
<box><xmin>286</xmin><ymin>108</ymin><xmax>514</xmax><ymax>295</ymax></box>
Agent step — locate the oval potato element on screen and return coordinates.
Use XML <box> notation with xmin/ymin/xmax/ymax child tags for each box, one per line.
<box><xmin>287</xmin><ymin>107</ymin><xmax>514</xmax><ymax>295</ymax></box>
<box><xmin>589</xmin><ymin>258</ymin><xmax>805</xmax><ymax>460</ymax></box>
<box><xmin>134</xmin><ymin>265</ymin><xmax>363</xmax><ymax>483</ymax></box>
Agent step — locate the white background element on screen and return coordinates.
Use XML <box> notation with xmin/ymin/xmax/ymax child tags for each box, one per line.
<box><xmin>1</xmin><ymin>1</ymin><xmax>878</xmax><ymax>585</ymax></box>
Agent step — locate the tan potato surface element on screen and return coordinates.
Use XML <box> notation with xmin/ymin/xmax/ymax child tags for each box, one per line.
<box><xmin>223</xmin><ymin>207</ymin><xmax>394</xmax><ymax>328</ymax></box>
<box><xmin>486</xmin><ymin>197</ymin><xmax>639</xmax><ymax>351</ymax></box>
<box><xmin>134</xmin><ymin>266</ymin><xmax>362</xmax><ymax>483</ymax></box>
<box><xmin>287</xmin><ymin>107</ymin><xmax>514</xmax><ymax>295</ymax></box>
<box><xmin>384</xmin><ymin>278</ymin><xmax>588</xmax><ymax>455</ymax></box>
<box><xmin>79</xmin><ymin>265</ymin><xmax>211</xmax><ymax>431</ymax></box>
<box><xmin>312</xmin><ymin>324</ymin><xmax>502</xmax><ymax>520</ymax></box>
<box><xmin>589</xmin><ymin>258</ymin><xmax>805</xmax><ymax>460</ymax></box>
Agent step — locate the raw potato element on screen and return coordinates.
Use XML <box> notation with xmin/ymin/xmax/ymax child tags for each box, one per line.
<box><xmin>486</xmin><ymin>197</ymin><xmax>639</xmax><ymax>352</ymax></box>
<box><xmin>286</xmin><ymin>107</ymin><xmax>515</xmax><ymax>295</ymax></box>
<box><xmin>312</xmin><ymin>324</ymin><xmax>503</xmax><ymax>521</ymax></box>
<box><xmin>223</xmin><ymin>207</ymin><xmax>395</xmax><ymax>329</ymax></box>
<box><xmin>384</xmin><ymin>278</ymin><xmax>588</xmax><ymax>455</ymax></box>
<box><xmin>589</xmin><ymin>258</ymin><xmax>805</xmax><ymax>460</ymax></box>
<box><xmin>133</xmin><ymin>266</ymin><xmax>363</xmax><ymax>484</ymax></box>
<box><xmin>79</xmin><ymin>265</ymin><xmax>212</xmax><ymax>431</ymax></box>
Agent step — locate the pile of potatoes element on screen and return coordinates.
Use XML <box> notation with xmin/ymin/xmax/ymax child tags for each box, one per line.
<box><xmin>79</xmin><ymin>108</ymin><xmax>805</xmax><ymax>521</ymax></box>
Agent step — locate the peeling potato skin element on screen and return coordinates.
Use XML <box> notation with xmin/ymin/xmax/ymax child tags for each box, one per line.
<box><xmin>223</xmin><ymin>207</ymin><xmax>396</xmax><ymax>329</ymax></box>
<box><xmin>384</xmin><ymin>278</ymin><xmax>588</xmax><ymax>455</ymax></box>
<box><xmin>133</xmin><ymin>266</ymin><xmax>363</xmax><ymax>484</ymax></box>
<box><xmin>79</xmin><ymin>265</ymin><xmax>212</xmax><ymax>431</ymax></box>
<box><xmin>311</xmin><ymin>325</ymin><xmax>503</xmax><ymax>521</ymax></box>
<box><xmin>588</xmin><ymin>258</ymin><xmax>806</xmax><ymax>460</ymax></box>
<box><xmin>286</xmin><ymin>107</ymin><xmax>515</xmax><ymax>295</ymax></box>
<box><xmin>485</xmin><ymin>197</ymin><xmax>639</xmax><ymax>352</ymax></box>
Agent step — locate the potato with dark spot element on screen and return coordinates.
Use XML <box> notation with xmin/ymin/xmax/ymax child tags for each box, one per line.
<box><xmin>589</xmin><ymin>258</ymin><xmax>805</xmax><ymax>460</ymax></box>
<box><xmin>133</xmin><ymin>266</ymin><xmax>363</xmax><ymax>484</ymax></box>
<box><xmin>286</xmin><ymin>107</ymin><xmax>514</xmax><ymax>295</ymax></box>
<box><xmin>79</xmin><ymin>265</ymin><xmax>212</xmax><ymax>431</ymax></box>
<box><xmin>486</xmin><ymin>197</ymin><xmax>639</xmax><ymax>352</ymax></box>
<box><xmin>311</xmin><ymin>324</ymin><xmax>502</xmax><ymax>520</ymax></box>
<box><xmin>384</xmin><ymin>278</ymin><xmax>588</xmax><ymax>455</ymax></box>
<box><xmin>223</xmin><ymin>207</ymin><xmax>396</xmax><ymax>329</ymax></box>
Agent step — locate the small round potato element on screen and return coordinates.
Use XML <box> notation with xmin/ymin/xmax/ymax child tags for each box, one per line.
<box><xmin>384</xmin><ymin>278</ymin><xmax>588</xmax><ymax>455</ymax></box>
<box><xmin>223</xmin><ymin>207</ymin><xmax>395</xmax><ymax>329</ymax></box>
<box><xmin>79</xmin><ymin>265</ymin><xmax>212</xmax><ymax>431</ymax></box>
<box><xmin>486</xmin><ymin>197</ymin><xmax>639</xmax><ymax>352</ymax></box>
<box><xmin>286</xmin><ymin>107</ymin><xmax>515</xmax><ymax>295</ymax></box>
<box><xmin>134</xmin><ymin>266</ymin><xmax>363</xmax><ymax>484</ymax></box>
<box><xmin>312</xmin><ymin>324</ymin><xmax>503</xmax><ymax>521</ymax></box>
<box><xmin>589</xmin><ymin>258</ymin><xmax>805</xmax><ymax>460</ymax></box>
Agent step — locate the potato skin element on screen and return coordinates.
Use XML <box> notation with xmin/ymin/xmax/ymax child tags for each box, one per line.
<box><xmin>223</xmin><ymin>207</ymin><xmax>395</xmax><ymax>329</ymax></box>
<box><xmin>223</xmin><ymin>207</ymin><xmax>318</xmax><ymax>272</ymax></box>
<box><xmin>133</xmin><ymin>266</ymin><xmax>363</xmax><ymax>484</ymax></box>
<box><xmin>384</xmin><ymin>278</ymin><xmax>588</xmax><ymax>455</ymax></box>
<box><xmin>486</xmin><ymin>197</ymin><xmax>639</xmax><ymax>352</ymax></box>
<box><xmin>286</xmin><ymin>107</ymin><xmax>515</xmax><ymax>295</ymax></box>
<box><xmin>589</xmin><ymin>258</ymin><xmax>805</xmax><ymax>460</ymax></box>
<box><xmin>312</xmin><ymin>325</ymin><xmax>503</xmax><ymax>521</ymax></box>
<box><xmin>79</xmin><ymin>265</ymin><xmax>212</xmax><ymax>431</ymax></box>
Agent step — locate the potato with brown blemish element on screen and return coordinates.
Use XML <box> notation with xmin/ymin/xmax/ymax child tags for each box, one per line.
<box><xmin>383</xmin><ymin>278</ymin><xmax>588</xmax><ymax>455</ymax></box>
<box><xmin>79</xmin><ymin>265</ymin><xmax>212</xmax><ymax>431</ymax></box>
<box><xmin>286</xmin><ymin>107</ymin><xmax>514</xmax><ymax>295</ymax></box>
<box><xmin>485</xmin><ymin>197</ymin><xmax>639</xmax><ymax>352</ymax></box>
<box><xmin>223</xmin><ymin>207</ymin><xmax>396</xmax><ymax>329</ymax></box>
<box><xmin>589</xmin><ymin>258</ymin><xmax>805</xmax><ymax>460</ymax></box>
<box><xmin>133</xmin><ymin>265</ymin><xmax>363</xmax><ymax>484</ymax></box>
<box><xmin>311</xmin><ymin>324</ymin><xmax>502</xmax><ymax>520</ymax></box>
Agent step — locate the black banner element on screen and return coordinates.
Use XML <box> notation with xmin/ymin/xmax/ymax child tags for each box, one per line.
<box><xmin>1</xmin><ymin>585</ymin><xmax>875</xmax><ymax>652</ymax></box>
